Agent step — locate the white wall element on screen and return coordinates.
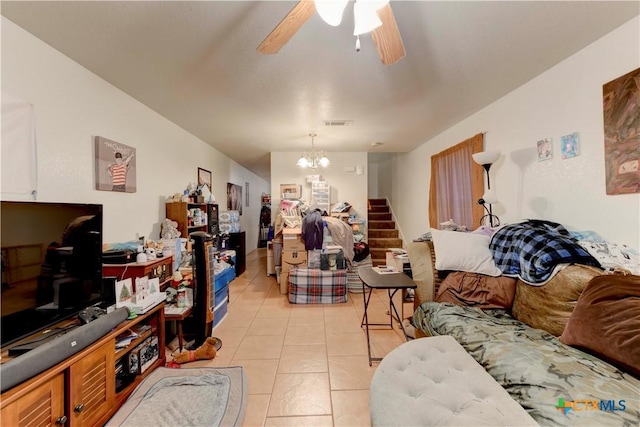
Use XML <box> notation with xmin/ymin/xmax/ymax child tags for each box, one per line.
<box><xmin>367</xmin><ymin>152</ymin><xmax>394</xmax><ymax>201</ymax></box>
<box><xmin>270</xmin><ymin>152</ymin><xmax>368</xmax><ymax>224</ymax></box>
<box><xmin>393</xmin><ymin>16</ymin><xmax>640</xmax><ymax>250</ymax></box>
<box><xmin>1</xmin><ymin>17</ymin><xmax>269</xmax><ymax>249</ymax></box>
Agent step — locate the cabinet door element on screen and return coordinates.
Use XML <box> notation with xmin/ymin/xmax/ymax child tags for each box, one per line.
<box><xmin>69</xmin><ymin>341</ymin><xmax>115</xmax><ymax>427</ymax></box>
<box><xmin>0</xmin><ymin>373</ymin><xmax>66</xmax><ymax>427</ymax></box>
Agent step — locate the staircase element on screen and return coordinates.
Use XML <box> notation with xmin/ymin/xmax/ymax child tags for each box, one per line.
<box><xmin>367</xmin><ymin>198</ymin><xmax>402</xmax><ymax>266</ymax></box>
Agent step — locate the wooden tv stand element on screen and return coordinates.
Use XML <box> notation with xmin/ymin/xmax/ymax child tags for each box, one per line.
<box><xmin>0</xmin><ymin>303</ymin><xmax>166</xmax><ymax>426</ymax></box>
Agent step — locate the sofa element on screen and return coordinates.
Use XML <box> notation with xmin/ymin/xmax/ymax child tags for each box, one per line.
<box><xmin>406</xmin><ymin>222</ymin><xmax>640</xmax><ymax>426</ymax></box>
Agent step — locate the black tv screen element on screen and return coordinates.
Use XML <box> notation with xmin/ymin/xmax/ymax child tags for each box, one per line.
<box><xmin>1</xmin><ymin>201</ymin><xmax>103</xmax><ymax>347</ymax></box>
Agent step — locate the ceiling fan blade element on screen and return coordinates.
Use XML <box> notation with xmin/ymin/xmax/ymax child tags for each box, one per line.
<box><xmin>257</xmin><ymin>0</ymin><xmax>316</xmax><ymax>54</ymax></box>
<box><xmin>370</xmin><ymin>4</ymin><xmax>405</xmax><ymax>65</ymax></box>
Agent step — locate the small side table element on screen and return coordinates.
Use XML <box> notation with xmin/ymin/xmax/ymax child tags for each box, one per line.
<box><xmin>165</xmin><ymin>305</ymin><xmax>193</xmax><ymax>352</ymax></box>
<box><xmin>358</xmin><ymin>266</ymin><xmax>417</xmax><ymax>366</ymax></box>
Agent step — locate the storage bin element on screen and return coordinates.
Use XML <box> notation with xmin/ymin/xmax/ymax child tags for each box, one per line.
<box><xmin>267</xmin><ymin>241</ymin><xmax>275</xmax><ymax>276</ymax></box>
<box><xmin>273</xmin><ymin>238</ymin><xmax>283</xmax><ymax>266</ymax></box>
<box><xmin>212</xmin><ymin>300</ymin><xmax>228</xmax><ymax>328</ymax></box>
<box><xmin>288</xmin><ymin>268</ymin><xmax>347</xmax><ymax>304</ymax></box>
<box><xmin>214</xmin><ymin>286</ymin><xmax>228</xmax><ymax>307</ymax></box>
<box><xmin>214</xmin><ymin>267</ymin><xmax>235</xmax><ymax>292</ymax></box>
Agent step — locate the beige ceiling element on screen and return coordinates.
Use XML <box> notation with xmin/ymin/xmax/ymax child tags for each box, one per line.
<box><xmin>2</xmin><ymin>1</ymin><xmax>638</xmax><ymax>181</ymax></box>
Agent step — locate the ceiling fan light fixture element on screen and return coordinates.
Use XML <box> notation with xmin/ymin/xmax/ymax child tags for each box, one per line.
<box><xmin>353</xmin><ymin>0</ymin><xmax>383</xmax><ymax>35</ymax></box>
<box><xmin>315</xmin><ymin>0</ymin><xmax>349</xmax><ymax>26</ymax></box>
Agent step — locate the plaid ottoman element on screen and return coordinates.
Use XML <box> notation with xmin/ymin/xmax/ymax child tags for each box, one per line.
<box><xmin>288</xmin><ymin>268</ymin><xmax>348</xmax><ymax>304</ymax></box>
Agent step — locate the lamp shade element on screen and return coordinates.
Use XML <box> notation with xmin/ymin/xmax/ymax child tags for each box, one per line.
<box><xmin>315</xmin><ymin>0</ymin><xmax>349</xmax><ymax>26</ymax></box>
<box><xmin>297</xmin><ymin>156</ymin><xmax>309</xmax><ymax>168</ymax></box>
<box><xmin>482</xmin><ymin>188</ymin><xmax>499</xmax><ymax>204</ymax></box>
<box><xmin>318</xmin><ymin>154</ymin><xmax>330</xmax><ymax>167</ymax></box>
<box><xmin>472</xmin><ymin>151</ymin><xmax>501</xmax><ymax>166</ymax></box>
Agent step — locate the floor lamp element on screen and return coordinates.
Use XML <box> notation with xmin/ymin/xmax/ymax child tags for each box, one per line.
<box><xmin>472</xmin><ymin>151</ymin><xmax>501</xmax><ymax>228</ymax></box>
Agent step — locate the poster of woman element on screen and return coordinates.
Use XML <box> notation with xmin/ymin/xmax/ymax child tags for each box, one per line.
<box><xmin>227</xmin><ymin>182</ymin><xmax>243</xmax><ymax>215</ymax></box>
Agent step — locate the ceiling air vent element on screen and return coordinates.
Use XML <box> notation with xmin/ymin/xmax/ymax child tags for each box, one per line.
<box><xmin>323</xmin><ymin>120</ymin><xmax>354</xmax><ymax>127</ymax></box>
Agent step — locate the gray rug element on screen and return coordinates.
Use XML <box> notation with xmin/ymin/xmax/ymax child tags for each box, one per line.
<box><xmin>106</xmin><ymin>366</ymin><xmax>246</xmax><ymax>427</ymax></box>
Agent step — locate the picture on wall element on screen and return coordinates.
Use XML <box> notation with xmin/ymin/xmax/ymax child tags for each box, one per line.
<box><xmin>560</xmin><ymin>132</ymin><xmax>580</xmax><ymax>159</ymax></box>
<box><xmin>280</xmin><ymin>184</ymin><xmax>302</xmax><ymax>199</ymax></box>
<box><xmin>197</xmin><ymin>167</ymin><xmax>212</xmax><ymax>189</ymax></box>
<box><xmin>603</xmin><ymin>67</ymin><xmax>640</xmax><ymax>195</ymax></box>
<box><xmin>536</xmin><ymin>138</ymin><xmax>553</xmax><ymax>161</ymax></box>
<box><xmin>95</xmin><ymin>136</ymin><xmax>136</xmax><ymax>192</ymax></box>
<box><xmin>227</xmin><ymin>182</ymin><xmax>243</xmax><ymax>215</ymax></box>
<box><xmin>245</xmin><ymin>181</ymin><xmax>250</xmax><ymax>207</ymax></box>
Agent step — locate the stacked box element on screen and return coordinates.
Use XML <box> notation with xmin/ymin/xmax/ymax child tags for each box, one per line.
<box><xmin>219</xmin><ymin>210</ymin><xmax>240</xmax><ymax>233</ymax></box>
<box><xmin>280</xmin><ymin>228</ymin><xmax>306</xmax><ymax>294</ymax></box>
<box><xmin>282</xmin><ymin>250</ymin><xmax>308</xmax><ymax>273</ymax></box>
<box><xmin>282</xmin><ymin>227</ymin><xmax>304</xmax><ymax>251</ymax></box>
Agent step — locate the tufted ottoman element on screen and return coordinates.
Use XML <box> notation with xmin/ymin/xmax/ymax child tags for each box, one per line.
<box><xmin>369</xmin><ymin>335</ymin><xmax>538</xmax><ymax>426</ymax></box>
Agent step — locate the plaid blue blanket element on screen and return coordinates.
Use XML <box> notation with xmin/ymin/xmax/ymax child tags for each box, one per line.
<box><xmin>489</xmin><ymin>220</ymin><xmax>600</xmax><ymax>285</ymax></box>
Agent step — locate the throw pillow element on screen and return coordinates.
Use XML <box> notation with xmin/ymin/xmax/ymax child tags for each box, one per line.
<box><xmin>560</xmin><ymin>274</ymin><xmax>640</xmax><ymax>377</ymax></box>
<box><xmin>435</xmin><ymin>271</ymin><xmax>517</xmax><ymax>308</ymax></box>
<box><xmin>511</xmin><ymin>264</ymin><xmax>603</xmax><ymax>336</ymax></box>
<box><xmin>430</xmin><ymin>228</ymin><xmax>502</xmax><ymax>277</ymax></box>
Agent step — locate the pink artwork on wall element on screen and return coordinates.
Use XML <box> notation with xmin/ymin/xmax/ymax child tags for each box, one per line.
<box><xmin>602</xmin><ymin>67</ymin><xmax>640</xmax><ymax>195</ymax></box>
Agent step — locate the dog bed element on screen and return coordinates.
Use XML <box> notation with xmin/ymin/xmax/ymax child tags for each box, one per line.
<box><xmin>106</xmin><ymin>366</ymin><xmax>246</xmax><ymax>426</ymax></box>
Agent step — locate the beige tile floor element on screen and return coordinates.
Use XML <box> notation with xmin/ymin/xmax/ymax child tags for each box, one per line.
<box><xmin>172</xmin><ymin>249</ymin><xmax>410</xmax><ymax>427</ymax></box>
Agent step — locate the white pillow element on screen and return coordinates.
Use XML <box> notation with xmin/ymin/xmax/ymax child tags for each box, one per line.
<box><xmin>430</xmin><ymin>228</ymin><xmax>502</xmax><ymax>276</ymax></box>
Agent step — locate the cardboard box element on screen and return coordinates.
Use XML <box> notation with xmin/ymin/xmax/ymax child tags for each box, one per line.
<box><xmin>283</xmin><ymin>227</ymin><xmax>305</xmax><ymax>251</ymax></box>
<box><xmin>279</xmin><ymin>271</ymin><xmax>289</xmax><ymax>295</ymax></box>
<box><xmin>282</xmin><ymin>249</ymin><xmax>308</xmax><ymax>273</ymax></box>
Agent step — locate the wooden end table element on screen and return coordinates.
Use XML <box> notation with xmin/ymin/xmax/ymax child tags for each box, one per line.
<box><xmin>164</xmin><ymin>305</ymin><xmax>193</xmax><ymax>352</ymax></box>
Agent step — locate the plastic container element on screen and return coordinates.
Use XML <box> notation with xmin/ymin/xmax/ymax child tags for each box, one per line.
<box><xmin>273</xmin><ymin>239</ymin><xmax>283</xmax><ymax>267</ymax></box>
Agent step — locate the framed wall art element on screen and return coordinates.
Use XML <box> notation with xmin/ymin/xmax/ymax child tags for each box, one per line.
<box><xmin>560</xmin><ymin>132</ymin><xmax>580</xmax><ymax>159</ymax></box>
<box><xmin>197</xmin><ymin>167</ymin><xmax>212</xmax><ymax>189</ymax></box>
<box><xmin>280</xmin><ymin>184</ymin><xmax>301</xmax><ymax>199</ymax></box>
<box><xmin>95</xmin><ymin>136</ymin><xmax>136</xmax><ymax>192</ymax></box>
<box><xmin>603</xmin><ymin>67</ymin><xmax>640</xmax><ymax>195</ymax></box>
<box><xmin>536</xmin><ymin>138</ymin><xmax>553</xmax><ymax>162</ymax></box>
<box><xmin>227</xmin><ymin>182</ymin><xmax>243</xmax><ymax>215</ymax></box>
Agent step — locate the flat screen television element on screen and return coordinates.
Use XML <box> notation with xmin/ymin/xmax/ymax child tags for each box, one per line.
<box><xmin>1</xmin><ymin>201</ymin><xmax>104</xmax><ymax>348</ymax></box>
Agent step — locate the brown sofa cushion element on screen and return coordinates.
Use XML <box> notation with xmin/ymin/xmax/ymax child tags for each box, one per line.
<box><xmin>560</xmin><ymin>274</ymin><xmax>640</xmax><ymax>377</ymax></box>
<box><xmin>435</xmin><ymin>272</ymin><xmax>517</xmax><ymax>309</ymax></box>
<box><xmin>511</xmin><ymin>264</ymin><xmax>602</xmax><ymax>336</ymax></box>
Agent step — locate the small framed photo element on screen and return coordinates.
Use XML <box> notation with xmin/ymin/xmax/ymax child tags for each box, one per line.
<box><xmin>537</xmin><ymin>138</ymin><xmax>553</xmax><ymax>161</ymax></box>
<box><xmin>561</xmin><ymin>132</ymin><xmax>580</xmax><ymax>159</ymax></box>
<box><xmin>280</xmin><ymin>184</ymin><xmax>301</xmax><ymax>199</ymax></box>
<box><xmin>197</xmin><ymin>167</ymin><xmax>212</xmax><ymax>189</ymax></box>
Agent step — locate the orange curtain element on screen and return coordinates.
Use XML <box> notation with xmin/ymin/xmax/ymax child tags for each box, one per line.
<box><xmin>429</xmin><ymin>133</ymin><xmax>484</xmax><ymax>229</ymax></box>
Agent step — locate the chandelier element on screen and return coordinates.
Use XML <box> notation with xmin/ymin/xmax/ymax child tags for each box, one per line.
<box><xmin>297</xmin><ymin>133</ymin><xmax>330</xmax><ymax>169</ymax></box>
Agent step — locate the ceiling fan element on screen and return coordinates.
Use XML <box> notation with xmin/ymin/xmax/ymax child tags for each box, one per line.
<box><xmin>257</xmin><ymin>0</ymin><xmax>405</xmax><ymax>66</ymax></box>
